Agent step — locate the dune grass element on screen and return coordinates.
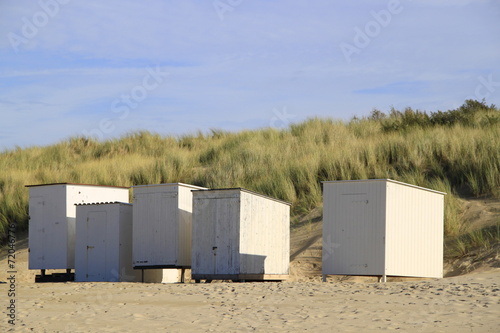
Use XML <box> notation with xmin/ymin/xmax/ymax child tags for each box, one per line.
<box><xmin>447</xmin><ymin>224</ymin><xmax>500</xmax><ymax>258</ymax></box>
<box><xmin>1</xmin><ymin>100</ymin><xmax>499</xmax><ymax>255</ymax></box>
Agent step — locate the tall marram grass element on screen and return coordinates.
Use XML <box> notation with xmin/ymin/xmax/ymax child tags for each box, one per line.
<box><xmin>447</xmin><ymin>224</ymin><xmax>500</xmax><ymax>258</ymax></box>
<box><xmin>1</xmin><ymin>100</ymin><xmax>499</xmax><ymax>245</ymax></box>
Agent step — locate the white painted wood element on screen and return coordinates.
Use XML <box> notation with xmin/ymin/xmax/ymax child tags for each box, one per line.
<box><xmin>84</xmin><ymin>210</ymin><xmax>107</xmax><ymax>281</ymax></box>
<box><xmin>75</xmin><ymin>203</ymin><xmax>140</xmax><ymax>282</ymax></box>
<box><xmin>192</xmin><ymin>189</ymin><xmax>290</xmax><ymax>280</ymax></box>
<box><xmin>142</xmin><ymin>268</ymin><xmax>182</xmax><ymax>283</ymax></box>
<box><xmin>322</xmin><ymin>181</ymin><xmax>386</xmax><ymax>276</ymax></box>
<box><xmin>322</xmin><ymin>179</ymin><xmax>445</xmax><ymax>279</ymax></box>
<box><xmin>384</xmin><ymin>181</ymin><xmax>444</xmax><ymax>278</ymax></box>
<box><xmin>132</xmin><ymin>183</ymin><xmax>207</xmax><ymax>268</ymax></box>
<box><xmin>26</xmin><ymin>183</ymin><xmax>129</xmax><ymax>270</ymax></box>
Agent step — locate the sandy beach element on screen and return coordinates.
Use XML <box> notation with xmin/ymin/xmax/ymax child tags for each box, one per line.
<box><xmin>6</xmin><ymin>270</ymin><xmax>500</xmax><ymax>332</ymax></box>
<box><xmin>2</xmin><ymin>240</ymin><xmax>500</xmax><ymax>333</ymax></box>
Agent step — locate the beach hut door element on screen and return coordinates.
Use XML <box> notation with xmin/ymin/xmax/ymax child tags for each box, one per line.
<box><xmin>214</xmin><ymin>197</ymin><xmax>239</xmax><ymax>275</ymax></box>
<box><xmin>86</xmin><ymin>211</ymin><xmax>107</xmax><ymax>281</ymax></box>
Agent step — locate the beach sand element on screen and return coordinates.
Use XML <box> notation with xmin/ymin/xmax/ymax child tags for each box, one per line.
<box><xmin>2</xmin><ymin>240</ymin><xmax>499</xmax><ymax>332</ymax></box>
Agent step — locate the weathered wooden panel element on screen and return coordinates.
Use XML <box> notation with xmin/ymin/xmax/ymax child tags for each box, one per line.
<box><xmin>192</xmin><ymin>188</ymin><xmax>290</xmax><ymax>281</ymax></box>
<box><xmin>132</xmin><ymin>183</ymin><xmax>207</xmax><ymax>268</ymax></box>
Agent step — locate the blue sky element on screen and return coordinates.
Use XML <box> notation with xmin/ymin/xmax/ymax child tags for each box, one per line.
<box><xmin>1</xmin><ymin>0</ymin><xmax>499</xmax><ymax>150</ymax></box>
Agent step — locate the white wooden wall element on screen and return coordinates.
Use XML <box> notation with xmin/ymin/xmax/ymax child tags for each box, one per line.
<box><xmin>192</xmin><ymin>189</ymin><xmax>290</xmax><ymax>277</ymax></box>
<box><xmin>322</xmin><ymin>181</ymin><xmax>386</xmax><ymax>276</ymax></box>
<box><xmin>385</xmin><ymin>181</ymin><xmax>444</xmax><ymax>278</ymax></box>
<box><xmin>239</xmin><ymin>191</ymin><xmax>290</xmax><ymax>275</ymax></box>
<box><xmin>192</xmin><ymin>190</ymin><xmax>241</xmax><ymax>276</ymax></box>
<box><xmin>75</xmin><ymin>203</ymin><xmax>140</xmax><ymax>282</ymax></box>
<box><xmin>132</xmin><ymin>183</ymin><xmax>206</xmax><ymax>268</ymax></box>
<box><xmin>28</xmin><ymin>185</ymin><xmax>67</xmax><ymax>270</ymax></box>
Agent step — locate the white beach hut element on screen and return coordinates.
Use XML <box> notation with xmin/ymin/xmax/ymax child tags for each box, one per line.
<box><xmin>322</xmin><ymin>179</ymin><xmax>445</xmax><ymax>282</ymax></box>
<box><xmin>75</xmin><ymin>202</ymin><xmax>140</xmax><ymax>282</ymax></box>
<box><xmin>26</xmin><ymin>183</ymin><xmax>130</xmax><ymax>277</ymax></box>
<box><xmin>191</xmin><ymin>188</ymin><xmax>290</xmax><ymax>282</ymax></box>
<box><xmin>132</xmin><ymin>183</ymin><xmax>207</xmax><ymax>270</ymax></box>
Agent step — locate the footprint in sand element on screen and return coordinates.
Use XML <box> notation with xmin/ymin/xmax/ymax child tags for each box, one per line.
<box><xmin>132</xmin><ymin>313</ymin><xmax>147</xmax><ymax>320</ymax></box>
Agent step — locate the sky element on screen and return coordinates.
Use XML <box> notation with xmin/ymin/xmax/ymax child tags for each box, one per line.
<box><xmin>1</xmin><ymin>0</ymin><xmax>499</xmax><ymax>150</ymax></box>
